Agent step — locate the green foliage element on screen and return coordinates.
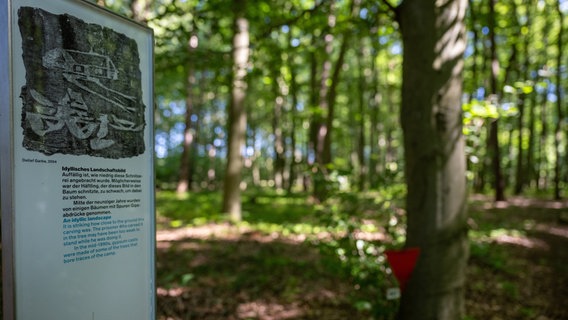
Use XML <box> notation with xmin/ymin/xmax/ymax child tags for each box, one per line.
<box><xmin>156</xmin><ymin>191</ymin><xmax>225</xmax><ymax>228</ymax></box>
<box><xmin>469</xmin><ymin>242</ymin><xmax>508</xmax><ymax>272</ymax></box>
<box><xmin>314</xmin><ymin>186</ymin><xmax>407</xmax><ymax>318</ymax></box>
<box><xmin>156</xmin><ymin>185</ymin><xmax>408</xmax><ymax>317</ymax></box>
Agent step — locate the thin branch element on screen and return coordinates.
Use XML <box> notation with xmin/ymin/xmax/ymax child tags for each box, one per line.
<box><xmin>257</xmin><ymin>0</ymin><xmax>326</xmax><ymax>39</ymax></box>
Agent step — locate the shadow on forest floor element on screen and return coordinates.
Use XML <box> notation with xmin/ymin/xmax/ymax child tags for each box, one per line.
<box><xmin>156</xmin><ymin>229</ymin><xmax>361</xmax><ymax>319</ymax></box>
<box><xmin>0</xmin><ymin>194</ymin><xmax>565</xmax><ymax>319</ymax></box>
<box><xmin>465</xmin><ymin>195</ymin><xmax>568</xmax><ymax>320</ymax></box>
<box><xmin>156</xmin><ymin>194</ymin><xmax>568</xmax><ymax>320</ymax></box>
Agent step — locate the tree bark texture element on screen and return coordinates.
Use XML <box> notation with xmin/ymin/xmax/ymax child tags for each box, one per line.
<box><xmin>397</xmin><ymin>0</ymin><xmax>469</xmax><ymax>319</ymax></box>
<box><xmin>222</xmin><ymin>0</ymin><xmax>249</xmax><ymax>220</ymax></box>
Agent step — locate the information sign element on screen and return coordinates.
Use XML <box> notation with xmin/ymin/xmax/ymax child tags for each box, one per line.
<box><xmin>0</xmin><ymin>0</ymin><xmax>155</xmax><ymax>319</ymax></box>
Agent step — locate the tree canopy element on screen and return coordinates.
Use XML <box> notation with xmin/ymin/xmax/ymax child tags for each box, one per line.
<box><xmin>92</xmin><ymin>0</ymin><xmax>566</xmax><ymax>204</ymax></box>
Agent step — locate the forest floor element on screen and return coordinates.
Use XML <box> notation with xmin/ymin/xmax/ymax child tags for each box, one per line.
<box><xmin>0</xmin><ymin>194</ymin><xmax>565</xmax><ymax>319</ymax></box>
<box><xmin>156</xmin><ymin>194</ymin><xmax>568</xmax><ymax>320</ymax></box>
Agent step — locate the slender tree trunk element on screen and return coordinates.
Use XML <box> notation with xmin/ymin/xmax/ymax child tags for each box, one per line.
<box><xmin>488</xmin><ymin>0</ymin><xmax>506</xmax><ymax>201</ymax></box>
<box><xmin>357</xmin><ymin>42</ymin><xmax>367</xmax><ymax>191</ymax></box>
<box><xmin>322</xmin><ymin>29</ymin><xmax>350</xmax><ymax>166</ymax></box>
<box><xmin>310</xmin><ymin>2</ymin><xmax>336</xmax><ymax>202</ymax></box>
<box><xmin>513</xmin><ymin>0</ymin><xmax>531</xmax><ymax>195</ymax></box>
<box><xmin>514</xmin><ymin>92</ymin><xmax>526</xmax><ymax>195</ymax></box>
<box><xmin>207</xmin><ymin>145</ymin><xmax>216</xmax><ymax>189</ymax></box>
<box><xmin>177</xmin><ymin>34</ymin><xmax>198</xmax><ymax>194</ymax></box>
<box><xmin>536</xmin><ymin>5</ymin><xmax>552</xmax><ymax>190</ymax></box>
<box><xmin>322</xmin><ymin>0</ymin><xmax>359</xmax><ymax>167</ymax></box>
<box><xmin>368</xmin><ymin>51</ymin><xmax>381</xmax><ymax>189</ymax></box>
<box><xmin>271</xmin><ymin>63</ymin><xmax>286</xmax><ymax>191</ymax></box>
<box><xmin>287</xmin><ymin>57</ymin><xmax>299</xmax><ymax>193</ymax></box>
<box><xmin>222</xmin><ymin>0</ymin><xmax>249</xmax><ymax>221</ymax></box>
<box><xmin>554</xmin><ymin>0</ymin><xmax>564</xmax><ymax>200</ymax></box>
<box><xmin>308</xmin><ymin>49</ymin><xmax>319</xmax><ymax>168</ymax></box>
<box><xmin>397</xmin><ymin>1</ymin><xmax>469</xmax><ymax>319</ymax></box>
<box><xmin>249</xmin><ymin>126</ymin><xmax>261</xmax><ymax>187</ymax></box>
<box><xmin>467</xmin><ymin>0</ymin><xmax>479</xmax><ymax>101</ymax></box>
<box><xmin>526</xmin><ymin>83</ymin><xmax>537</xmax><ymax>188</ymax></box>
<box><xmin>311</xmin><ymin>0</ymin><xmax>358</xmax><ymax>201</ymax></box>
<box><xmin>385</xmin><ymin>83</ymin><xmax>396</xmax><ymax>168</ymax></box>
<box><xmin>539</xmin><ymin>86</ymin><xmax>549</xmax><ymax>190</ymax></box>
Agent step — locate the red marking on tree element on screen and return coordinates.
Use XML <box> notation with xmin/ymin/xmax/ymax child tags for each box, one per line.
<box><xmin>385</xmin><ymin>247</ymin><xmax>420</xmax><ymax>292</ymax></box>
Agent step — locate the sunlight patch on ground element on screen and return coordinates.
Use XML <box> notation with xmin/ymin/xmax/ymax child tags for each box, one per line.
<box><xmin>156</xmin><ymin>223</ymin><xmax>250</xmax><ymax>242</ymax></box>
<box><xmin>156</xmin><ymin>222</ymin><xmax>391</xmax><ymax>245</ymax></box>
<box><xmin>536</xmin><ymin>224</ymin><xmax>568</xmax><ymax>239</ymax></box>
<box><xmin>471</xmin><ymin>194</ymin><xmax>568</xmax><ymax>210</ymax></box>
<box><xmin>472</xmin><ymin>228</ymin><xmax>550</xmax><ymax>250</ymax></box>
<box><xmin>493</xmin><ymin>234</ymin><xmax>550</xmax><ymax>250</ymax></box>
<box><xmin>157</xmin><ymin>287</ymin><xmax>186</xmax><ymax>297</ymax></box>
<box><xmin>236</xmin><ymin>301</ymin><xmax>304</xmax><ymax>320</ymax></box>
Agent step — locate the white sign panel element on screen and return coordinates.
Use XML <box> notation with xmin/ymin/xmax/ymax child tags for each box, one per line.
<box><xmin>1</xmin><ymin>0</ymin><xmax>155</xmax><ymax>319</ymax></box>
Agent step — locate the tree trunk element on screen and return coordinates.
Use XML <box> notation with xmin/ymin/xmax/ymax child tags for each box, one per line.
<box><xmin>536</xmin><ymin>4</ymin><xmax>552</xmax><ymax>190</ymax></box>
<box><xmin>287</xmin><ymin>38</ymin><xmax>299</xmax><ymax>193</ymax></box>
<box><xmin>513</xmin><ymin>0</ymin><xmax>531</xmax><ymax>195</ymax></box>
<box><xmin>526</xmin><ymin>82</ymin><xmax>537</xmax><ymax>188</ymax></box>
<box><xmin>310</xmin><ymin>2</ymin><xmax>335</xmax><ymax>202</ymax></box>
<box><xmin>515</xmin><ymin>1</ymin><xmax>531</xmax><ymax>195</ymax></box>
<box><xmin>271</xmin><ymin>63</ymin><xmax>286</xmax><ymax>191</ymax></box>
<box><xmin>554</xmin><ymin>0</ymin><xmax>564</xmax><ymax>200</ymax></box>
<box><xmin>356</xmin><ymin>41</ymin><xmax>367</xmax><ymax>191</ymax></box>
<box><xmin>311</xmin><ymin>0</ymin><xmax>357</xmax><ymax>201</ymax></box>
<box><xmin>488</xmin><ymin>0</ymin><xmax>506</xmax><ymax>201</ymax></box>
<box><xmin>222</xmin><ymin>0</ymin><xmax>249</xmax><ymax>221</ymax></box>
<box><xmin>397</xmin><ymin>1</ymin><xmax>469</xmax><ymax>319</ymax></box>
<box><xmin>129</xmin><ymin>0</ymin><xmax>150</xmax><ymax>23</ymax></box>
<box><xmin>177</xmin><ymin>34</ymin><xmax>198</xmax><ymax>194</ymax></box>
<box><xmin>467</xmin><ymin>0</ymin><xmax>479</xmax><ymax>101</ymax></box>
<box><xmin>368</xmin><ymin>51</ymin><xmax>381</xmax><ymax>189</ymax></box>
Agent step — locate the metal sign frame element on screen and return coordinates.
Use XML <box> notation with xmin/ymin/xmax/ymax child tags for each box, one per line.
<box><xmin>1</xmin><ymin>0</ymin><xmax>155</xmax><ymax>318</ymax></box>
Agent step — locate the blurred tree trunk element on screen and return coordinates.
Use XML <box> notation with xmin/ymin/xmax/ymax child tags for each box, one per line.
<box><xmin>514</xmin><ymin>0</ymin><xmax>533</xmax><ymax>195</ymax></box>
<box><xmin>310</xmin><ymin>1</ymin><xmax>335</xmax><ymax>202</ymax></box>
<box><xmin>177</xmin><ymin>34</ymin><xmax>198</xmax><ymax>194</ymax></box>
<box><xmin>553</xmin><ymin>0</ymin><xmax>564</xmax><ymax>200</ymax></box>
<box><xmin>356</xmin><ymin>42</ymin><xmax>367</xmax><ymax>191</ymax></box>
<box><xmin>129</xmin><ymin>0</ymin><xmax>150</xmax><ymax>23</ymax></box>
<box><xmin>488</xmin><ymin>0</ymin><xmax>506</xmax><ymax>201</ymax></box>
<box><xmin>396</xmin><ymin>0</ymin><xmax>469</xmax><ymax>319</ymax></box>
<box><xmin>466</xmin><ymin>0</ymin><xmax>479</xmax><ymax>101</ymax></box>
<box><xmin>271</xmin><ymin>62</ymin><xmax>286</xmax><ymax>191</ymax></box>
<box><xmin>222</xmin><ymin>0</ymin><xmax>249</xmax><ymax>221</ymax></box>
<box><xmin>368</xmin><ymin>49</ymin><xmax>381</xmax><ymax>189</ymax></box>
<box><xmin>286</xmin><ymin>38</ymin><xmax>299</xmax><ymax>193</ymax></box>
<box><xmin>526</xmin><ymin>81</ymin><xmax>537</xmax><ymax>188</ymax></box>
<box><xmin>538</xmin><ymin>78</ymin><xmax>549</xmax><ymax>190</ymax></box>
<box><xmin>531</xmin><ymin>3</ymin><xmax>549</xmax><ymax>190</ymax></box>
<box><xmin>312</xmin><ymin>0</ymin><xmax>357</xmax><ymax>201</ymax></box>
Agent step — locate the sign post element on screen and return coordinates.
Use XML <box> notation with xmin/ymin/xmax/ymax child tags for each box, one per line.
<box><xmin>1</xmin><ymin>0</ymin><xmax>155</xmax><ymax>319</ymax></box>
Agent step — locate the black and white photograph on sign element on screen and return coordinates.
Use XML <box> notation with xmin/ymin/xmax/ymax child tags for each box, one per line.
<box><xmin>18</xmin><ymin>6</ymin><xmax>146</xmax><ymax>159</ymax></box>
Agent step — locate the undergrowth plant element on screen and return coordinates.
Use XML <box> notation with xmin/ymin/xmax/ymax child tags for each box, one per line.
<box><xmin>314</xmin><ymin>187</ymin><xmax>407</xmax><ymax>319</ymax></box>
